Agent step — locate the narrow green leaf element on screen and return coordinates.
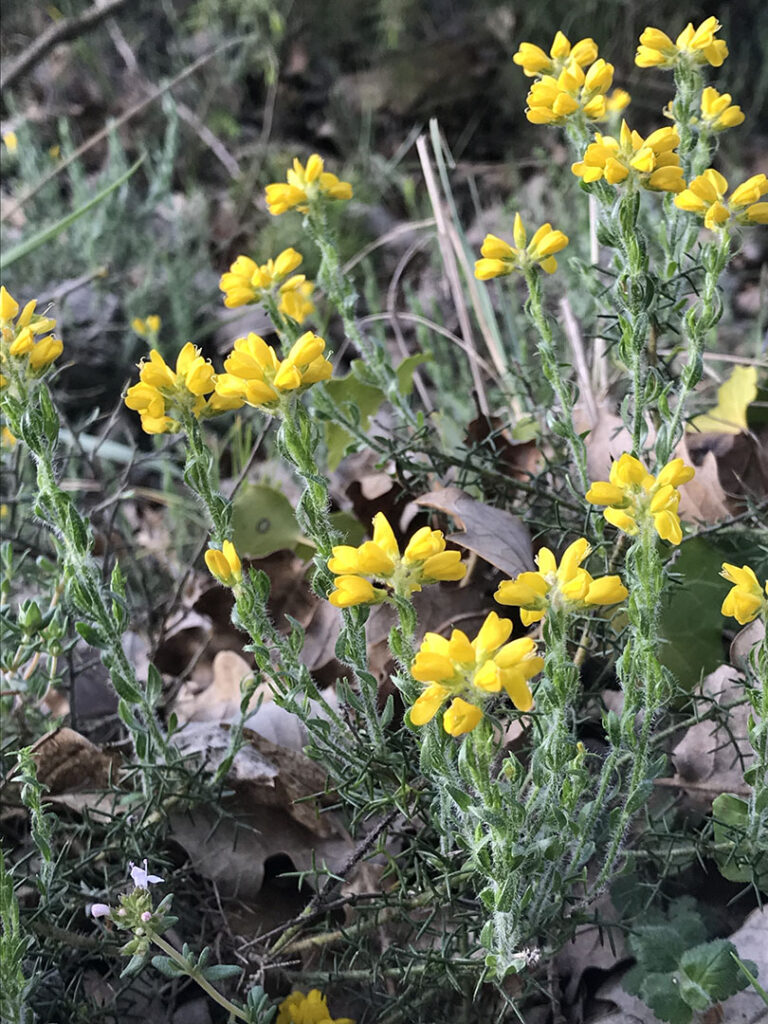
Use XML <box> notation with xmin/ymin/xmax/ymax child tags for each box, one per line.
<box><xmin>1</xmin><ymin>157</ymin><xmax>144</xmax><ymax>271</ymax></box>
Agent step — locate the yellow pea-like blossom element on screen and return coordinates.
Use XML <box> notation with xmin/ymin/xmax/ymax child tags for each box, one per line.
<box><xmin>205</xmin><ymin>540</ymin><xmax>243</xmax><ymax>588</ymax></box>
<box><xmin>277</xmin><ymin>988</ymin><xmax>354</xmax><ymax>1024</ymax></box>
<box><xmin>409</xmin><ymin>611</ymin><xmax>544</xmax><ymax>737</ymax></box>
<box><xmin>720</xmin><ymin>563</ymin><xmax>767</xmax><ymax>626</ymax></box>
<box><xmin>278</xmin><ymin>280</ymin><xmax>316</xmax><ymax>324</ymax></box>
<box><xmin>265</xmin><ymin>154</ymin><xmax>353</xmax><ymax>216</ymax></box>
<box><xmin>586</xmin><ymin>454</ymin><xmax>695</xmax><ymax>545</ymax></box>
<box><xmin>605</xmin><ymin>88</ymin><xmax>631</xmax><ymax>114</ymax></box>
<box><xmin>699</xmin><ymin>87</ymin><xmax>745</xmax><ymax>132</ymax></box>
<box><xmin>635</xmin><ymin>17</ymin><xmax>728</xmax><ymax>69</ymax></box>
<box><xmin>214</xmin><ymin>331</ymin><xmax>332</xmax><ymax>412</ymax></box>
<box><xmin>495</xmin><ymin>538</ymin><xmax>628</xmax><ymax>626</ymax></box>
<box><xmin>327</xmin><ymin>511</ymin><xmax>466</xmax><ymax>607</ymax></box>
<box><xmin>0</xmin><ymin>286</ymin><xmax>63</xmax><ymax>390</ymax></box>
<box><xmin>475</xmin><ymin>213</ymin><xmax>569</xmax><ymax>279</ymax></box>
<box><xmin>219</xmin><ymin>248</ymin><xmax>306</xmax><ymax>309</ymax></box>
<box><xmin>3</xmin><ymin>131</ymin><xmax>18</xmax><ymax>153</ymax></box>
<box><xmin>674</xmin><ymin>170</ymin><xmax>768</xmax><ymax>230</ymax></box>
<box><xmin>131</xmin><ymin>315</ymin><xmax>161</xmax><ymax>339</ymax></box>
<box><xmin>572</xmin><ymin>120</ymin><xmax>684</xmax><ymax>193</ymax></box>
<box><xmin>124</xmin><ymin>342</ymin><xmax>233</xmax><ymax>435</ymax></box>
<box><xmin>513</xmin><ymin>31</ymin><xmax>598</xmax><ymax>78</ymax></box>
<box><xmin>525</xmin><ymin>58</ymin><xmax>616</xmax><ymax>125</ymax></box>
<box><xmin>1</xmin><ymin>425</ymin><xmax>16</xmax><ymax>448</ymax></box>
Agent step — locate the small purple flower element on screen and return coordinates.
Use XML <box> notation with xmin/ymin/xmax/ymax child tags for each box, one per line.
<box><xmin>129</xmin><ymin>860</ymin><xmax>163</xmax><ymax>889</ymax></box>
<box><xmin>140</xmin><ymin>911</ymin><xmax>152</xmax><ymax>922</ymax></box>
<box><xmin>90</xmin><ymin>903</ymin><xmax>111</xmax><ymax>918</ymax></box>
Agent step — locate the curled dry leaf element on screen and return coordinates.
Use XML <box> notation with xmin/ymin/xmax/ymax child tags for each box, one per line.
<box><xmin>173</xmin><ymin>650</ymin><xmax>267</xmax><ymax>724</ymax></box>
<box><xmin>3</xmin><ymin>727</ymin><xmax>122</xmax><ymax>818</ymax></box>
<box><xmin>667</xmin><ymin>666</ymin><xmax>754</xmax><ymax>808</ymax></box>
<box><xmin>730</xmin><ymin>618</ymin><xmax>765</xmax><ymax>672</ymax></box>
<box><xmin>416</xmin><ymin>486</ymin><xmax>533</xmax><ymax>578</ymax></box>
<box><xmin>170</xmin><ymin>721</ymin><xmax>353</xmax><ymax>900</ymax></box>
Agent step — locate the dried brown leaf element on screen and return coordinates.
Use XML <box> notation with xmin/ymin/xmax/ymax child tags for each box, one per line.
<box><xmin>668</xmin><ymin>666</ymin><xmax>754</xmax><ymax>807</ymax></box>
<box><xmin>416</xmin><ymin>486</ymin><xmax>533</xmax><ymax>577</ymax></box>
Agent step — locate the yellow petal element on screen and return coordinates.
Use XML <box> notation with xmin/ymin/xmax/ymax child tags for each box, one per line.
<box><xmin>474</xmin><ymin>611</ymin><xmax>513</xmax><ymax>658</ymax></box>
<box><xmin>372</xmin><ymin>512</ymin><xmax>399</xmax><ymax>558</ymax></box>
<box><xmin>442</xmin><ymin>698</ymin><xmax>483</xmax><ymax>736</ymax></box>
<box><xmin>410</xmin><ymin>685</ymin><xmax>450</xmax><ymax>726</ymax></box>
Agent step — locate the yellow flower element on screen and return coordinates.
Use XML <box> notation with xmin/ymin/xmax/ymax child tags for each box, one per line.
<box><xmin>277</xmin><ymin>988</ymin><xmax>354</xmax><ymax>1024</ymax></box>
<box><xmin>132</xmin><ymin>315</ymin><xmax>161</xmax><ymax>338</ymax></box>
<box><xmin>513</xmin><ymin>31</ymin><xmax>598</xmax><ymax>78</ymax></box>
<box><xmin>327</xmin><ymin>511</ymin><xmax>466</xmax><ymax>607</ymax></box>
<box><xmin>495</xmin><ymin>538</ymin><xmax>628</xmax><ymax>626</ymax></box>
<box><xmin>475</xmin><ymin>213</ymin><xmax>569</xmax><ymax>279</ymax></box>
<box><xmin>525</xmin><ymin>57</ymin><xmax>615</xmax><ymax>125</ymax></box>
<box><xmin>265</xmin><ymin>154</ymin><xmax>353</xmax><ymax>216</ymax></box>
<box><xmin>585</xmin><ymin>454</ymin><xmax>695</xmax><ymax>545</ymax></box>
<box><xmin>572</xmin><ymin>120</ymin><xmax>684</xmax><ymax>193</ymax></box>
<box><xmin>205</xmin><ymin>540</ymin><xmax>243</xmax><ymax>588</ymax></box>
<box><xmin>1</xmin><ymin>425</ymin><xmax>16</xmax><ymax>448</ymax></box>
<box><xmin>279</xmin><ymin>280</ymin><xmax>316</xmax><ymax>324</ymax></box>
<box><xmin>674</xmin><ymin>170</ymin><xmax>768</xmax><ymax>230</ymax></box>
<box><xmin>720</xmin><ymin>563</ymin><xmax>767</xmax><ymax>626</ymax></box>
<box><xmin>124</xmin><ymin>342</ymin><xmax>222</xmax><ymax>434</ymax></box>
<box><xmin>409</xmin><ymin>611</ymin><xmax>543</xmax><ymax>736</ymax></box>
<box><xmin>219</xmin><ymin>249</ymin><xmax>305</xmax><ymax>309</ymax></box>
<box><xmin>699</xmin><ymin>87</ymin><xmax>745</xmax><ymax>132</ymax></box>
<box><xmin>215</xmin><ymin>331</ymin><xmax>332</xmax><ymax>412</ymax></box>
<box><xmin>605</xmin><ymin>88</ymin><xmax>631</xmax><ymax>114</ymax></box>
<box><xmin>635</xmin><ymin>17</ymin><xmax>728</xmax><ymax>69</ymax></box>
<box><xmin>2</xmin><ymin>131</ymin><xmax>18</xmax><ymax>153</ymax></box>
<box><xmin>0</xmin><ymin>286</ymin><xmax>63</xmax><ymax>388</ymax></box>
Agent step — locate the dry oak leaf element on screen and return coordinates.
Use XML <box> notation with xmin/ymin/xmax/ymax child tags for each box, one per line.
<box><xmin>667</xmin><ymin>665</ymin><xmax>754</xmax><ymax>808</ymax></box>
<box><xmin>2</xmin><ymin>727</ymin><xmax>122</xmax><ymax>818</ymax></box>
<box><xmin>416</xmin><ymin>486</ymin><xmax>533</xmax><ymax>578</ymax></box>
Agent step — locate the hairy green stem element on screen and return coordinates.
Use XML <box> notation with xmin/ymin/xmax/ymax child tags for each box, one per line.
<box><xmin>2</xmin><ymin>385</ymin><xmax>168</xmax><ymax>770</ymax></box>
<box><xmin>522</xmin><ymin>268</ymin><xmax>588</xmax><ymax>490</ymax></box>
<box><xmin>655</xmin><ymin>231</ymin><xmax>730</xmax><ymax>463</ymax></box>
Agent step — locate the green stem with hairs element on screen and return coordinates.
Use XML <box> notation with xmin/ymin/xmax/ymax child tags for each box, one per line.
<box><xmin>655</xmin><ymin>230</ymin><xmax>730</xmax><ymax>464</ymax></box>
<box><xmin>2</xmin><ymin>384</ymin><xmax>169</xmax><ymax>771</ymax></box>
<box><xmin>522</xmin><ymin>267</ymin><xmax>589</xmax><ymax>490</ymax></box>
<box><xmin>306</xmin><ymin>205</ymin><xmax>419</xmax><ymax>428</ymax></box>
<box><xmin>592</xmin><ymin>519</ymin><xmax>667</xmax><ymax>893</ymax></box>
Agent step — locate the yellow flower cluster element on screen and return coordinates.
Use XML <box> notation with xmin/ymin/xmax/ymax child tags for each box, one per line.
<box><xmin>278</xmin><ymin>280</ymin><xmax>315</xmax><ymax>324</ymax></box>
<box><xmin>215</xmin><ymin>331</ymin><xmax>332</xmax><ymax>411</ymax></box>
<box><xmin>674</xmin><ymin>170</ymin><xmax>768</xmax><ymax>230</ymax></box>
<box><xmin>572</xmin><ymin>121</ymin><xmax>684</xmax><ymax>193</ymax></box>
<box><xmin>265</xmin><ymin>154</ymin><xmax>353</xmax><ymax>216</ymax></box>
<box><xmin>409</xmin><ymin>612</ymin><xmax>543</xmax><ymax>736</ymax></box>
<box><xmin>0</xmin><ymin>286</ymin><xmax>63</xmax><ymax>390</ymax></box>
<box><xmin>513</xmin><ymin>32</ymin><xmax>630</xmax><ymax>126</ymax></box>
<box><xmin>475</xmin><ymin>214</ymin><xmax>569</xmax><ymax>279</ymax></box>
<box><xmin>205</xmin><ymin>541</ymin><xmax>243</xmax><ymax>588</ymax></box>
<box><xmin>526</xmin><ymin>58</ymin><xmax>616</xmax><ymax>125</ymax></box>
<box><xmin>720</xmin><ymin>563</ymin><xmax>767</xmax><ymax>626</ymax></box>
<box><xmin>327</xmin><ymin>512</ymin><xmax>466</xmax><ymax>607</ymax></box>
<box><xmin>277</xmin><ymin>988</ymin><xmax>354</xmax><ymax>1024</ymax></box>
<box><xmin>586</xmin><ymin>454</ymin><xmax>695</xmax><ymax>545</ymax></box>
<box><xmin>699</xmin><ymin>87</ymin><xmax>744</xmax><ymax>132</ymax></box>
<box><xmin>131</xmin><ymin>315</ymin><xmax>161</xmax><ymax>339</ymax></box>
<box><xmin>513</xmin><ymin>31</ymin><xmax>598</xmax><ymax>78</ymax></box>
<box><xmin>219</xmin><ymin>248</ymin><xmax>309</xmax><ymax>312</ymax></box>
<box><xmin>124</xmin><ymin>343</ymin><xmax>240</xmax><ymax>434</ymax></box>
<box><xmin>494</xmin><ymin>538</ymin><xmax>628</xmax><ymax>626</ymax></box>
<box><xmin>635</xmin><ymin>17</ymin><xmax>728</xmax><ymax>70</ymax></box>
